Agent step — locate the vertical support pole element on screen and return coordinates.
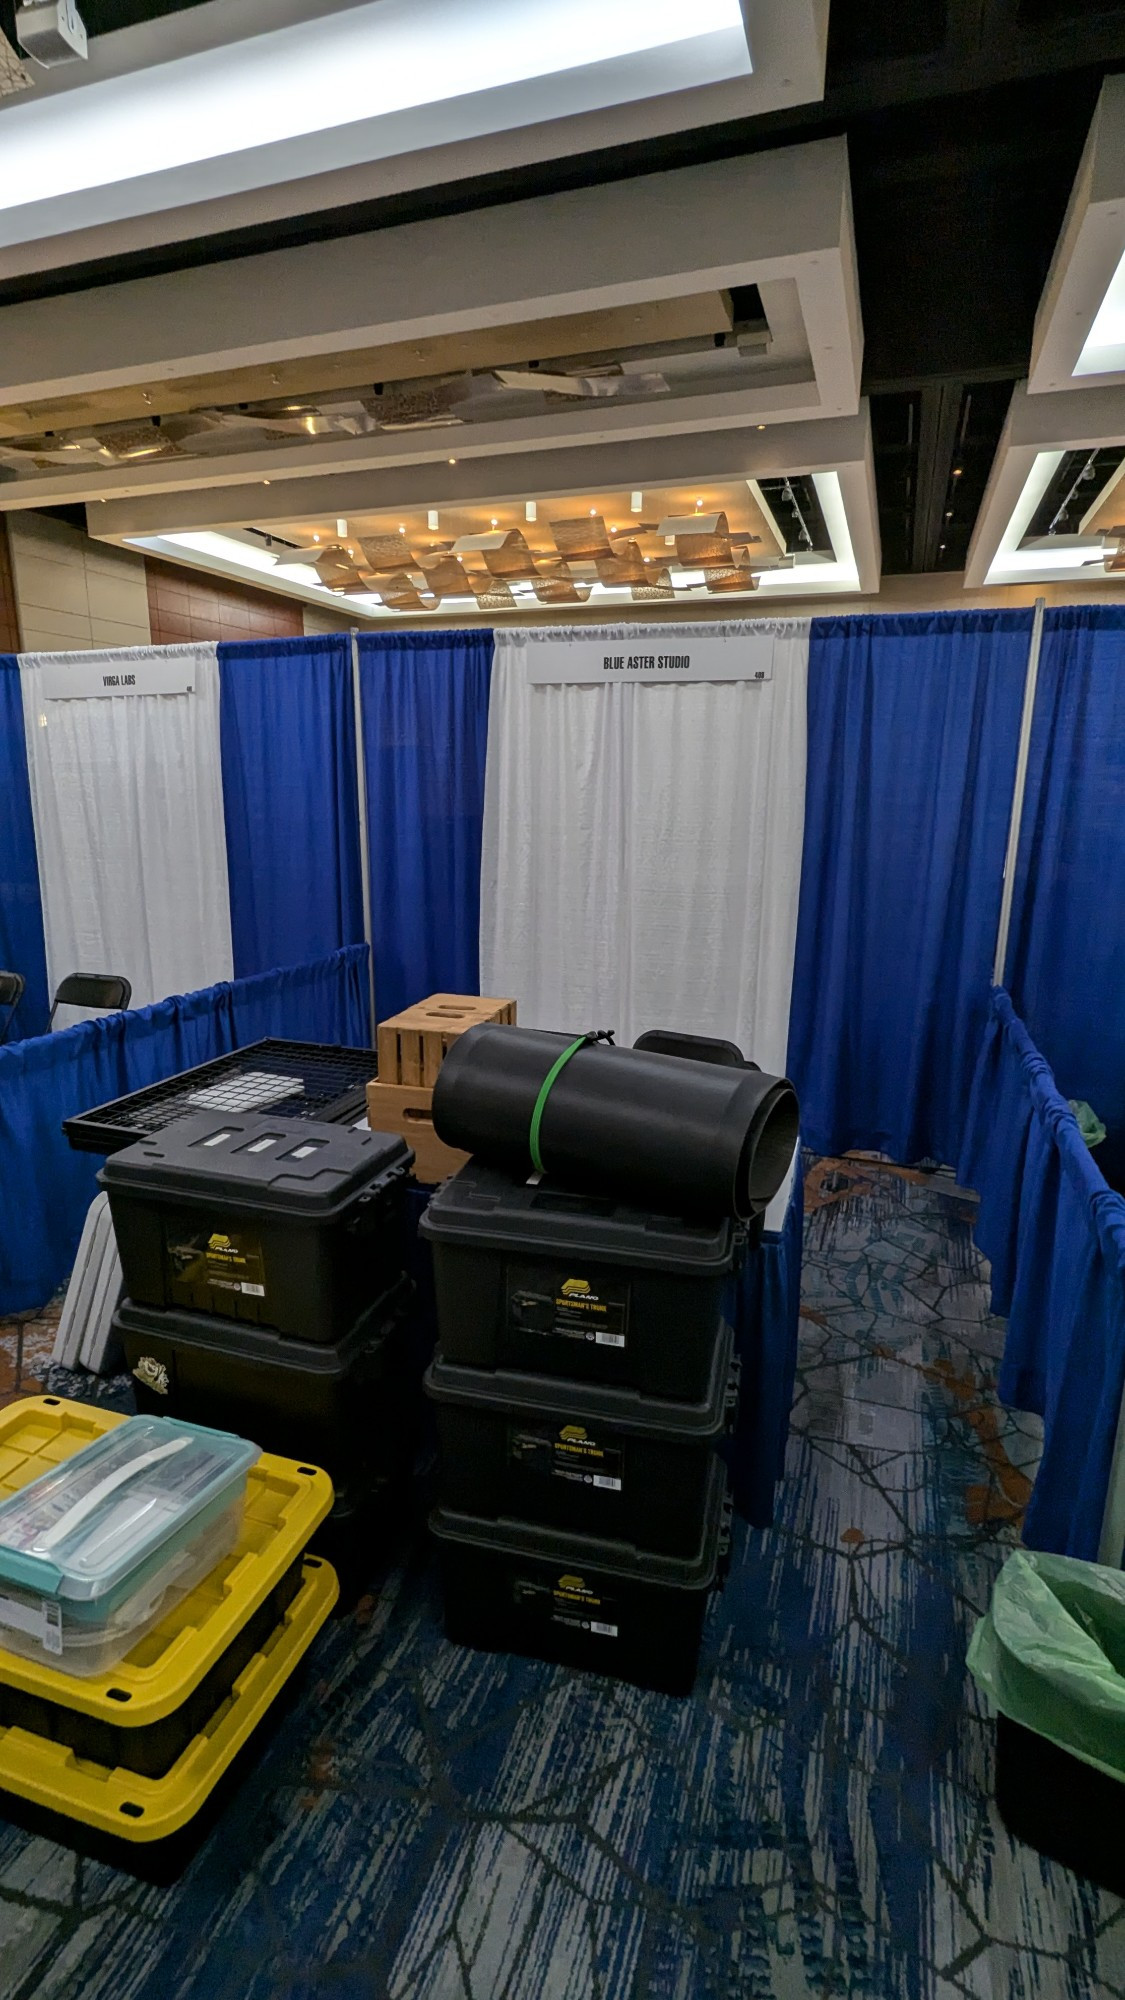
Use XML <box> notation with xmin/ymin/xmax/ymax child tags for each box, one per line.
<box><xmin>351</xmin><ymin>629</ymin><xmax>377</xmax><ymax>1043</ymax></box>
<box><xmin>992</xmin><ymin>596</ymin><xmax>1046</xmax><ymax>990</ymax></box>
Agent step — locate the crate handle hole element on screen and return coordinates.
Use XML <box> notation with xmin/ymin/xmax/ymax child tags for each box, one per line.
<box><xmin>402</xmin><ymin>1109</ymin><xmax>433</xmax><ymax>1124</ymax></box>
<box><xmin>42</xmin><ymin>1397</ymin><xmax>60</xmax><ymax>1407</ymax></box>
<box><xmin>106</xmin><ymin>1688</ymin><xmax>132</xmax><ymax>1703</ymax></box>
<box><xmin>119</xmin><ymin>1802</ymin><xmax>144</xmax><ymax>1818</ymax></box>
<box><xmin>297</xmin><ymin>1466</ymin><xmax>317</xmax><ymax>1477</ymax></box>
<box><xmin>305</xmin><ymin>1556</ymin><xmax>323</xmax><ymax>1568</ymax></box>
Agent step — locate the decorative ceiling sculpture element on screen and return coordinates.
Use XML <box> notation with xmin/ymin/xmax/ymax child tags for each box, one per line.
<box><xmin>269</xmin><ymin>506</ymin><xmax>795</xmax><ymax>610</ymax></box>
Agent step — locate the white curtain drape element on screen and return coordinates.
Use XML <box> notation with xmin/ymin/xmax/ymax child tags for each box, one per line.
<box><xmin>479</xmin><ymin>622</ymin><xmax>809</xmax><ymax>1072</ymax></box>
<box><xmin>20</xmin><ymin>643</ymin><xmax>233</xmax><ymax>1019</ymax></box>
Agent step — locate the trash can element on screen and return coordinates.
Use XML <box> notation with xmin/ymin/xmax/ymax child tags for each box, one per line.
<box><xmin>968</xmin><ymin>1547</ymin><xmax>1125</xmax><ymax>1894</ymax></box>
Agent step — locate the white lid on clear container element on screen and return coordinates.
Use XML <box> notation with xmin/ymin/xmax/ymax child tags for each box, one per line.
<box><xmin>0</xmin><ymin>1415</ymin><xmax>259</xmax><ymax>1603</ymax></box>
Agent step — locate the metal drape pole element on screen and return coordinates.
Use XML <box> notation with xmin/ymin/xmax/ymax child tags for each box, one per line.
<box><xmin>992</xmin><ymin>595</ymin><xmax>1046</xmax><ymax>990</ymax></box>
<box><xmin>351</xmin><ymin>629</ymin><xmax>377</xmax><ymax>1043</ymax></box>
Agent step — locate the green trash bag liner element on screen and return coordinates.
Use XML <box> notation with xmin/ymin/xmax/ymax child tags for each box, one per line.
<box><xmin>968</xmin><ymin>1548</ymin><xmax>1125</xmax><ymax>1783</ymax></box>
<box><xmin>1069</xmin><ymin>1099</ymin><xmax>1107</xmax><ymax>1149</ymax></box>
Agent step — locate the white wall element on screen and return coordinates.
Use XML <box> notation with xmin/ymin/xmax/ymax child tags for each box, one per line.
<box><xmin>8</xmin><ymin>512</ymin><xmax>151</xmax><ymax>653</ymax></box>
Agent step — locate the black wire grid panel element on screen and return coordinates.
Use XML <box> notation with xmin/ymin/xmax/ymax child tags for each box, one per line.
<box><xmin>63</xmin><ymin>1040</ymin><xmax>377</xmax><ymax>1155</ymax></box>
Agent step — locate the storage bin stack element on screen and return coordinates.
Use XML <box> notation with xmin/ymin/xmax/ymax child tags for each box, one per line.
<box><xmin>366</xmin><ymin>994</ymin><xmax>517</xmax><ymax>1185</ymax></box>
<box><xmin>0</xmin><ymin>1396</ymin><xmax>337</xmax><ymax>1877</ymax></box>
<box><xmin>420</xmin><ymin>1160</ymin><xmax>742</xmax><ymax>1696</ymax></box>
<box><xmin>101</xmin><ymin>1111</ymin><xmax>415</xmax><ymax>1592</ymax></box>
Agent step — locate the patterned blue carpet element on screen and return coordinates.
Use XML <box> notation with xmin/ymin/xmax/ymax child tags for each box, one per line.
<box><xmin>2</xmin><ymin>1156</ymin><xmax>1124</xmax><ymax>2000</ymax></box>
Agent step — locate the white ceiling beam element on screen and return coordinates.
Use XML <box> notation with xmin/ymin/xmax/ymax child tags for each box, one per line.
<box><xmin>0</xmin><ymin>139</ymin><xmax>860</xmax><ymax>417</ymax></box>
<box><xmin>1030</xmin><ymin>75</ymin><xmax>1125</xmax><ymax>393</ymax></box>
<box><xmin>0</xmin><ymin>0</ymin><xmax>828</xmax><ymax>281</ymax></box>
<box><xmin>965</xmin><ymin>380</ymin><xmax>1125</xmax><ymax>587</ymax></box>
<box><xmin>91</xmin><ymin>409</ymin><xmax>875</xmax><ymax>540</ymax></box>
<box><xmin>0</xmin><ymin>375</ymin><xmax>827</xmax><ymax>510</ymax></box>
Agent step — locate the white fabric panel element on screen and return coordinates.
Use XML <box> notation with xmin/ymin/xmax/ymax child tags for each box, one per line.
<box><xmin>20</xmin><ymin>643</ymin><xmax>233</xmax><ymax>1017</ymax></box>
<box><xmin>480</xmin><ymin>621</ymin><xmax>808</xmax><ymax>1070</ymax></box>
<box><xmin>763</xmin><ymin>1139</ymin><xmax>800</xmax><ymax>1236</ymax></box>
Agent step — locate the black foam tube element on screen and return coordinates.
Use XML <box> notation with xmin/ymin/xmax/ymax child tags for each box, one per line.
<box><xmin>431</xmin><ymin>1025</ymin><xmax>799</xmax><ymax>1219</ymax></box>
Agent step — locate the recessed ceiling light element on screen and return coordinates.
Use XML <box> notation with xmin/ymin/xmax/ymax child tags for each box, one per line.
<box><xmin>448</xmin><ymin>457</ymin><xmax>457</xmax><ymax>466</ymax></box>
<box><xmin>313</xmin><ymin>533</ymin><xmax>320</xmax><ymax>542</ymax></box>
<box><xmin>589</xmin><ymin>507</ymin><xmax>597</xmax><ymax>516</ymax></box>
<box><xmin>490</xmin><ymin>517</ymin><xmax>499</xmax><ymax>528</ymax></box>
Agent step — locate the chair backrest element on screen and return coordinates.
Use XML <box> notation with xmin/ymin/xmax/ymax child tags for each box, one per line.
<box><xmin>0</xmin><ymin>970</ymin><xmax>25</xmax><ymax>1044</ymax></box>
<box><xmin>50</xmin><ymin>972</ymin><xmax>132</xmax><ymax>1023</ymax></box>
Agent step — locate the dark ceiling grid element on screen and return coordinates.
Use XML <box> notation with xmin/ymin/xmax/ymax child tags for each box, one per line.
<box><xmin>6</xmin><ymin>0</ymin><xmax>1125</xmax><ymax>576</ymax></box>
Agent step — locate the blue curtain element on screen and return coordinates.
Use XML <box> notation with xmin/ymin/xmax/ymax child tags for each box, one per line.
<box><xmin>1006</xmin><ymin>605</ymin><xmax>1125</xmax><ymax>1136</ymax></box>
<box><xmin>218</xmin><ymin>637</ymin><xmax>365</xmax><ymax>980</ymax></box>
<box><xmin>960</xmin><ymin>990</ymin><xmax>1125</xmax><ymax>1560</ymax></box>
<box><xmin>0</xmin><ymin>944</ymin><xmax>369</xmax><ymax>1315</ymax></box>
<box><xmin>788</xmin><ymin>612</ymin><xmax>1032</xmax><ymax>1166</ymax></box>
<box><xmin>0</xmin><ymin>658</ymin><xmax>49</xmax><ymax>1039</ymax></box>
<box><xmin>726</xmin><ymin>1153</ymin><xmax>805</xmax><ymax>1528</ymax></box>
<box><xmin>359</xmin><ymin>631</ymin><xmax>493</xmax><ymax>1022</ymax></box>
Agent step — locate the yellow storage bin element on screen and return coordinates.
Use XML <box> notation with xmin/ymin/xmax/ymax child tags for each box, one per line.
<box><xmin>0</xmin><ymin>1396</ymin><xmax>333</xmax><ymax>1774</ymax></box>
<box><xmin>0</xmin><ymin>1554</ymin><xmax>338</xmax><ymax>1879</ymax></box>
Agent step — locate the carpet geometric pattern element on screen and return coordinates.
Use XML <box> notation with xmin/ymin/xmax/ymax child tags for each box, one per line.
<box><xmin>1</xmin><ymin>1157</ymin><xmax>1123</xmax><ymax>2000</ymax></box>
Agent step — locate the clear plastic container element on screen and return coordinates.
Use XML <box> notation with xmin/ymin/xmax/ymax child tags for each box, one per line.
<box><xmin>0</xmin><ymin>1415</ymin><xmax>259</xmax><ymax>1676</ymax></box>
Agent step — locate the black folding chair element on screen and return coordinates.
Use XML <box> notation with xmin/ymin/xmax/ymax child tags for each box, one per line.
<box><xmin>49</xmin><ymin>972</ymin><xmax>132</xmax><ymax>1028</ymax></box>
<box><xmin>0</xmin><ymin>971</ymin><xmax>25</xmax><ymax>1044</ymax></box>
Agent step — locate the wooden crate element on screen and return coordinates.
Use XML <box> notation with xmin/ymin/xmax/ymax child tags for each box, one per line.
<box><xmin>366</xmin><ymin>1080</ymin><xmax>470</xmax><ymax>1186</ymax></box>
<box><xmin>376</xmin><ymin>993</ymin><xmax>516</xmax><ymax>1088</ymax></box>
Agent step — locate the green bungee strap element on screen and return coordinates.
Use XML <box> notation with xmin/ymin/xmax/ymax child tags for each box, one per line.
<box><xmin>528</xmin><ymin>1031</ymin><xmax>613</xmax><ymax>1173</ymax></box>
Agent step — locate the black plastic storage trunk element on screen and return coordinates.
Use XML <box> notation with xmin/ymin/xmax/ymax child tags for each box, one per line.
<box><xmin>101</xmin><ymin>1112</ymin><xmax>411</xmax><ymax>1343</ymax></box>
<box><xmin>419</xmin><ymin>1159</ymin><xmax>738</xmax><ymax>1400</ymax></box>
<box><xmin>116</xmin><ymin>1281</ymin><xmax>415</xmax><ymax>1494</ymax></box>
<box><xmin>995</xmin><ymin>1714</ymin><xmax>1125</xmax><ymax>1897</ymax></box>
<box><xmin>432</xmin><ymin>1457</ymin><xmax>729</xmax><ymax>1696</ymax></box>
<box><xmin>426</xmin><ymin>1324</ymin><xmax>736</xmax><ymax>1556</ymax></box>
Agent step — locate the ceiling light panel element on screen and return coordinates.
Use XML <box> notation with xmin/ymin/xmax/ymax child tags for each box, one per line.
<box><xmin>0</xmin><ymin>0</ymin><xmax>748</xmax><ymax>253</ymax></box>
